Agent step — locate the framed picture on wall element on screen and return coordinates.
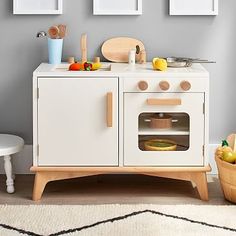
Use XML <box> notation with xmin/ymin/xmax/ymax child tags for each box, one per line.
<box><xmin>169</xmin><ymin>0</ymin><xmax>218</xmax><ymax>15</ymax></box>
<box><xmin>93</xmin><ymin>0</ymin><xmax>142</xmax><ymax>15</ymax></box>
<box><xmin>13</xmin><ymin>0</ymin><xmax>63</xmax><ymax>14</ymax></box>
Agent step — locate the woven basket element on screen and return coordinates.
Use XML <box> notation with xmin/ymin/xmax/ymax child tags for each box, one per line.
<box><xmin>215</xmin><ymin>155</ymin><xmax>236</xmax><ymax>203</ymax></box>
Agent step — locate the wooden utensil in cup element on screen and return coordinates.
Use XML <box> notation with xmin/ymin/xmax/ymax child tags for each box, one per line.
<box><xmin>58</xmin><ymin>24</ymin><xmax>67</xmax><ymax>39</ymax></box>
<box><xmin>48</xmin><ymin>26</ymin><xmax>60</xmax><ymax>39</ymax></box>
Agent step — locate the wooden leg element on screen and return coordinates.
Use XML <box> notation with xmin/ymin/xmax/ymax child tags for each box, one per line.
<box><xmin>190</xmin><ymin>172</ymin><xmax>209</xmax><ymax>201</ymax></box>
<box><xmin>32</xmin><ymin>171</ymin><xmax>104</xmax><ymax>201</ymax></box>
<box><xmin>31</xmin><ymin>166</ymin><xmax>211</xmax><ymax>201</ymax></box>
<box><xmin>142</xmin><ymin>171</ymin><xmax>209</xmax><ymax>201</ymax></box>
<box><xmin>4</xmin><ymin>155</ymin><xmax>14</xmax><ymax>194</ymax></box>
<box><xmin>33</xmin><ymin>172</ymin><xmax>49</xmax><ymax>201</ymax></box>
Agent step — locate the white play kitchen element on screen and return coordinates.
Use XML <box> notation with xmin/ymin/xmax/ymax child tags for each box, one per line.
<box><xmin>31</xmin><ymin>35</ymin><xmax>211</xmax><ymax>201</ymax></box>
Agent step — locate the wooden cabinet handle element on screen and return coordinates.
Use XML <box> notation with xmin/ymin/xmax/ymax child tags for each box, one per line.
<box><xmin>107</xmin><ymin>92</ymin><xmax>113</xmax><ymax>127</ymax></box>
<box><xmin>147</xmin><ymin>98</ymin><xmax>182</xmax><ymax>106</ymax></box>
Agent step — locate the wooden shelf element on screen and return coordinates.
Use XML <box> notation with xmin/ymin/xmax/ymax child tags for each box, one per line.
<box><xmin>138</xmin><ymin>122</ymin><xmax>189</xmax><ymax>136</ymax></box>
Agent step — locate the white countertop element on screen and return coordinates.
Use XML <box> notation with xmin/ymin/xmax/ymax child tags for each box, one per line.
<box><xmin>33</xmin><ymin>62</ymin><xmax>209</xmax><ymax>78</ymax></box>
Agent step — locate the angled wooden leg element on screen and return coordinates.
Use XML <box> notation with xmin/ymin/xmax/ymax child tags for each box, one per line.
<box><xmin>141</xmin><ymin>171</ymin><xmax>209</xmax><ymax>201</ymax></box>
<box><xmin>33</xmin><ymin>172</ymin><xmax>49</xmax><ymax>201</ymax></box>
<box><xmin>32</xmin><ymin>171</ymin><xmax>104</xmax><ymax>201</ymax></box>
<box><xmin>190</xmin><ymin>172</ymin><xmax>209</xmax><ymax>201</ymax></box>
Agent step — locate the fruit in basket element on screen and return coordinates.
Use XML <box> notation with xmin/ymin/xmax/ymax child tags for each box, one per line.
<box><xmin>69</xmin><ymin>62</ymin><xmax>84</xmax><ymax>71</ymax></box>
<box><xmin>222</xmin><ymin>151</ymin><xmax>236</xmax><ymax>164</ymax></box>
<box><xmin>215</xmin><ymin>140</ymin><xmax>232</xmax><ymax>158</ymax></box>
<box><xmin>216</xmin><ymin>140</ymin><xmax>236</xmax><ymax>163</ymax></box>
<box><xmin>152</xmin><ymin>58</ymin><xmax>167</xmax><ymax>71</ymax></box>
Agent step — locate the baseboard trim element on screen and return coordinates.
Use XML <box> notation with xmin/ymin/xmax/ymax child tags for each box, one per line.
<box><xmin>208</xmin><ymin>144</ymin><xmax>218</xmax><ymax>175</ymax></box>
<box><xmin>0</xmin><ymin>144</ymin><xmax>219</xmax><ymax>175</ymax></box>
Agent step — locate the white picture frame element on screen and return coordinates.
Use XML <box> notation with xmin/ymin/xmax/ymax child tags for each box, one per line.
<box><xmin>169</xmin><ymin>0</ymin><xmax>218</xmax><ymax>16</ymax></box>
<box><xmin>93</xmin><ymin>0</ymin><xmax>142</xmax><ymax>15</ymax></box>
<box><xmin>13</xmin><ymin>0</ymin><xmax>63</xmax><ymax>15</ymax></box>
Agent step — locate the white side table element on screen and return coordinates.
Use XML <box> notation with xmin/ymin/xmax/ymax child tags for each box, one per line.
<box><xmin>0</xmin><ymin>134</ymin><xmax>24</xmax><ymax>193</ymax></box>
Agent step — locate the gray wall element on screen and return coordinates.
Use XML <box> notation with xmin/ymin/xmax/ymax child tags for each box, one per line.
<box><xmin>0</xmin><ymin>0</ymin><xmax>235</xmax><ymax>144</ymax></box>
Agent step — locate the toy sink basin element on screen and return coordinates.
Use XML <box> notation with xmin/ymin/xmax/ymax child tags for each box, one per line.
<box><xmin>144</xmin><ymin>139</ymin><xmax>177</xmax><ymax>151</ymax></box>
<box><xmin>51</xmin><ymin>64</ymin><xmax>112</xmax><ymax>72</ymax></box>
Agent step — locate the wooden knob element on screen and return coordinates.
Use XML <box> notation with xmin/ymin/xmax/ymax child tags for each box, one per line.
<box><xmin>94</xmin><ymin>57</ymin><xmax>100</xmax><ymax>63</ymax></box>
<box><xmin>180</xmin><ymin>81</ymin><xmax>191</xmax><ymax>91</ymax></box>
<box><xmin>138</xmin><ymin>81</ymin><xmax>148</xmax><ymax>91</ymax></box>
<box><xmin>159</xmin><ymin>81</ymin><xmax>170</xmax><ymax>91</ymax></box>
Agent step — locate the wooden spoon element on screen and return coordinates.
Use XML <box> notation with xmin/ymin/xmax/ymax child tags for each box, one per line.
<box><xmin>48</xmin><ymin>26</ymin><xmax>60</xmax><ymax>39</ymax></box>
<box><xmin>227</xmin><ymin>134</ymin><xmax>236</xmax><ymax>152</ymax></box>
<box><xmin>58</xmin><ymin>24</ymin><xmax>67</xmax><ymax>39</ymax></box>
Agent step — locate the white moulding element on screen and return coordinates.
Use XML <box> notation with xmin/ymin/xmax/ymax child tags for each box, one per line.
<box><xmin>13</xmin><ymin>0</ymin><xmax>63</xmax><ymax>15</ymax></box>
<box><xmin>93</xmin><ymin>0</ymin><xmax>142</xmax><ymax>15</ymax></box>
<box><xmin>169</xmin><ymin>0</ymin><xmax>218</xmax><ymax>16</ymax></box>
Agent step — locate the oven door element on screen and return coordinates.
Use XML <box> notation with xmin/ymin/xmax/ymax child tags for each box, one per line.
<box><xmin>124</xmin><ymin>93</ymin><xmax>205</xmax><ymax>166</ymax></box>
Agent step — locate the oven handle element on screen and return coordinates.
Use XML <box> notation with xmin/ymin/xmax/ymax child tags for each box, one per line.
<box><xmin>146</xmin><ymin>98</ymin><xmax>182</xmax><ymax>106</ymax></box>
<box><xmin>107</xmin><ymin>92</ymin><xmax>113</xmax><ymax>127</ymax></box>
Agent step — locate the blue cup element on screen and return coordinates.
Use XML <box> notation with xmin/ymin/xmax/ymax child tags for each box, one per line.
<box><xmin>48</xmin><ymin>38</ymin><xmax>63</xmax><ymax>64</ymax></box>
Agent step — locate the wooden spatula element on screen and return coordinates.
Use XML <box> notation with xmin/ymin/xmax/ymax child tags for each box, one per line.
<box><xmin>48</xmin><ymin>26</ymin><xmax>60</xmax><ymax>39</ymax></box>
<box><xmin>58</xmin><ymin>24</ymin><xmax>67</xmax><ymax>39</ymax></box>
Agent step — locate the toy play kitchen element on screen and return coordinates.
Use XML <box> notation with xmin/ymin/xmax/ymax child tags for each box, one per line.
<box><xmin>31</xmin><ymin>35</ymin><xmax>211</xmax><ymax>201</ymax></box>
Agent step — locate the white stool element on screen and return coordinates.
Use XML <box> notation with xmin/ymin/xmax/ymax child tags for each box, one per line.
<box><xmin>0</xmin><ymin>134</ymin><xmax>24</xmax><ymax>193</ymax></box>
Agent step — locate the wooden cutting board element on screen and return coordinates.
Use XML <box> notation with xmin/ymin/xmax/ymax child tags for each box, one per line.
<box><xmin>101</xmin><ymin>37</ymin><xmax>145</xmax><ymax>63</ymax></box>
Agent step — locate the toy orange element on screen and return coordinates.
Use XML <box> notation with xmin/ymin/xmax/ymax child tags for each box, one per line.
<box><xmin>69</xmin><ymin>62</ymin><xmax>84</xmax><ymax>71</ymax></box>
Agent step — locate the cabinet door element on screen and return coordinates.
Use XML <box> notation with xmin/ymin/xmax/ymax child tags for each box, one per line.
<box><xmin>37</xmin><ymin>78</ymin><xmax>118</xmax><ymax>166</ymax></box>
<box><xmin>124</xmin><ymin>93</ymin><xmax>205</xmax><ymax>166</ymax></box>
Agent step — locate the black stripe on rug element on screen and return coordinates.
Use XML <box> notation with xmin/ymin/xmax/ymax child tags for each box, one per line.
<box><xmin>1</xmin><ymin>209</ymin><xmax>236</xmax><ymax>236</ymax></box>
<box><xmin>0</xmin><ymin>223</ymin><xmax>42</xmax><ymax>236</ymax></box>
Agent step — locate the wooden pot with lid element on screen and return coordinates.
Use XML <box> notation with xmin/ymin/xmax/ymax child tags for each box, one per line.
<box><xmin>145</xmin><ymin>113</ymin><xmax>178</xmax><ymax>129</ymax></box>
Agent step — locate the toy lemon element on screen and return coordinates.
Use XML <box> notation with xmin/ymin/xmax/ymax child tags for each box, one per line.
<box><xmin>92</xmin><ymin>62</ymin><xmax>102</xmax><ymax>71</ymax></box>
<box><xmin>152</xmin><ymin>58</ymin><xmax>168</xmax><ymax>71</ymax></box>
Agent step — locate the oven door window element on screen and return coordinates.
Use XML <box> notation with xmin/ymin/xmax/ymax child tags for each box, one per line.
<box><xmin>138</xmin><ymin>113</ymin><xmax>190</xmax><ymax>152</ymax></box>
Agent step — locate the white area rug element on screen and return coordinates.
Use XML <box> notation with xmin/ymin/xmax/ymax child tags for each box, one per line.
<box><xmin>0</xmin><ymin>205</ymin><xmax>235</xmax><ymax>236</ymax></box>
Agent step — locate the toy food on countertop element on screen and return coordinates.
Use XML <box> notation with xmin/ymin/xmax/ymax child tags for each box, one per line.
<box><xmin>92</xmin><ymin>62</ymin><xmax>102</xmax><ymax>70</ymax></box>
<box><xmin>69</xmin><ymin>62</ymin><xmax>84</xmax><ymax>71</ymax></box>
<box><xmin>84</xmin><ymin>62</ymin><xmax>93</xmax><ymax>71</ymax></box>
<box><xmin>92</xmin><ymin>57</ymin><xmax>102</xmax><ymax>70</ymax></box>
<box><xmin>215</xmin><ymin>140</ymin><xmax>236</xmax><ymax>164</ymax></box>
<box><xmin>69</xmin><ymin>61</ymin><xmax>102</xmax><ymax>71</ymax></box>
<box><xmin>152</xmin><ymin>58</ymin><xmax>168</xmax><ymax>71</ymax></box>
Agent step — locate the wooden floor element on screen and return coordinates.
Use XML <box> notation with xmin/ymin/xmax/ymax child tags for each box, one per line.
<box><xmin>0</xmin><ymin>174</ymin><xmax>230</xmax><ymax>205</ymax></box>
